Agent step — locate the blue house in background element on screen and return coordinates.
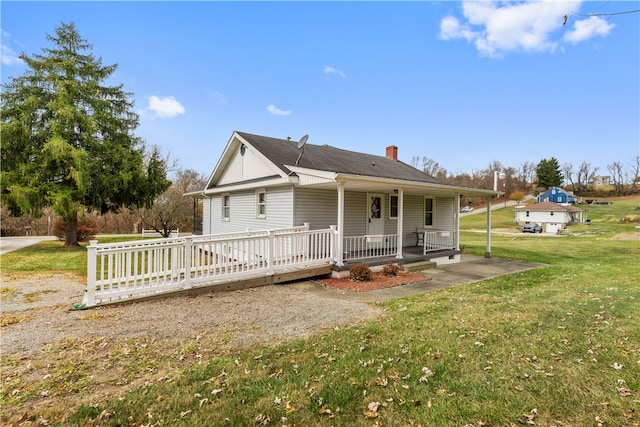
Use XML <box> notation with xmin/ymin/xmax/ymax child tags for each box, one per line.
<box><xmin>537</xmin><ymin>187</ymin><xmax>577</xmax><ymax>205</ymax></box>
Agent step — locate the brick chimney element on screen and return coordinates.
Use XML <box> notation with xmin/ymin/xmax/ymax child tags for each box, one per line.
<box><xmin>385</xmin><ymin>145</ymin><xmax>398</xmax><ymax>160</ymax></box>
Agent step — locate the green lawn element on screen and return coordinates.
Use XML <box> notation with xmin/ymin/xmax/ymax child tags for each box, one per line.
<box><xmin>0</xmin><ymin>236</ymin><xmax>148</xmax><ymax>280</ymax></box>
<box><xmin>1</xmin><ymin>198</ymin><xmax>639</xmax><ymax>426</ymax></box>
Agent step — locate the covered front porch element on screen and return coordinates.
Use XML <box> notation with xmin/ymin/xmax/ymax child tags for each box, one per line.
<box><xmin>340</xmin><ymin>229</ymin><xmax>459</xmax><ymax>265</ymax></box>
<box><xmin>284</xmin><ymin>164</ymin><xmax>503</xmax><ymax>264</ymax></box>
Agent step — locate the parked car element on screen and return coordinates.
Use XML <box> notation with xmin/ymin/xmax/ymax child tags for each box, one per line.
<box><xmin>461</xmin><ymin>206</ymin><xmax>474</xmax><ymax>213</ymax></box>
<box><xmin>522</xmin><ymin>223</ymin><xmax>542</xmax><ymax>233</ymax></box>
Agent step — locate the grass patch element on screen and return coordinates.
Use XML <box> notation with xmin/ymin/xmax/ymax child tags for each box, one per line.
<box><xmin>0</xmin><ymin>313</ymin><xmax>32</xmax><ymax>327</ymax></box>
<box><xmin>0</xmin><ymin>236</ymin><xmax>144</xmax><ymax>280</ymax></box>
<box><xmin>1</xmin><ymin>200</ymin><xmax>639</xmax><ymax>426</ymax></box>
<box><xmin>76</xmin><ymin>309</ymin><xmax>122</xmax><ymax>321</ymax></box>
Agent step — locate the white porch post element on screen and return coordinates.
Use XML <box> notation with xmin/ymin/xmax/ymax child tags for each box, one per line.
<box><xmin>484</xmin><ymin>196</ymin><xmax>492</xmax><ymax>258</ymax></box>
<box><xmin>336</xmin><ymin>181</ymin><xmax>345</xmax><ymax>266</ymax></box>
<box><xmin>396</xmin><ymin>188</ymin><xmax>404</xmax><ymax>259</ymax></box>
<box><xmin>183</xmin><ymin>236</ymin><xmax>192</xmax><ymax>289</ymax></box>
<box><xmin>456</xmin><ymin>193</ymin><xmax>461</xmax><ymax>250</ymax></box>
<box><xmin>86</xmin><ymin>240</ymin><xmax>98</xmax><ymax>307</ymax></box>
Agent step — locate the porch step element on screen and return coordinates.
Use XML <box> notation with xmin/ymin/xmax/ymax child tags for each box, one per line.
<box><xmin>402</xmin><ymin>260</ymin><xmax>438</xmax><ymax>273</ymax></box>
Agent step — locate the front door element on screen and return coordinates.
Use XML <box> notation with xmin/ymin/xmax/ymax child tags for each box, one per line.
<box><xmin>367</xmin><ymin>193</ymin><xmax>384</xmax><ymax>235</ymax></box>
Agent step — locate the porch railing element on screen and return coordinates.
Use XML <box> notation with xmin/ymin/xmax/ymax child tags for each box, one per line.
<box><xmin>422</xmin><ymin>229</ymin><xmax>456</xmax><ymax>254</ymax></box>
<box><xmin>84</xmin><ymin>226</ymin><xmax>459</xmax><ymax>307</ymax></box>
<box><xmin>84</xmin><ymin>225</ymin><xmax>333</xmax><ymax>307</ymax></box>
<box><xmin>343</xmin><ymin>234</ymin><xmax>398</xmax><ymax>261</ymax></box>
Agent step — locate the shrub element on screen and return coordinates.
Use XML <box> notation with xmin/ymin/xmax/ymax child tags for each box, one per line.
<box><xmin>383</xmin><ymin>263</ymin><xmax>401</xmax><ymax>276</ymax></box>
<box><xmin>53</xmin><ymin>216</ymin><xmax>98</xmax><ymax>241</ymax></box>
<box><xmin>349</xmin><ymin>263</ymin><xmax>372</xmax><ymax>282</ymax></box>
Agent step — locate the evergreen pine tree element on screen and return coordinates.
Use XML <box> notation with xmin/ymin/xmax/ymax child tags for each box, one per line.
<box><xmin>1</xmin><ymin>22</ymin><xmax>170</xmax><ymax>246</ymax></box>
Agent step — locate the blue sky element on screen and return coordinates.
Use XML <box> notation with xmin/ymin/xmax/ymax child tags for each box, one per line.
<box><xmin>2</xmin><ymin>1</ymin><xmax>639</xmax><ymax>179</ymax></box>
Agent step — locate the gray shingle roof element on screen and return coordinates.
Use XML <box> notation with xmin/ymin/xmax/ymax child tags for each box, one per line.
<box><xmin>237</xmin><ymin>131</ymin><xmax>445</xmax><ymax>185</ymax></box>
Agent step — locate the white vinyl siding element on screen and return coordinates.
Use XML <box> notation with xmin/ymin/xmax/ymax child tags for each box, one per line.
<box><xmin>294</xmin><ymin>188</ymin><xmax>337</xmax><ymax>229</ymax></box>
<box><xmin>217</xmin><ymin>143</ymin><xmax>282</xmax><ymax>185</ymax></box>
<box><xmin>344</xmin><ymin>192</ymin><xmax>367</xmax><ymax>236</ymax></box>
<box><xmin>202</xmin><ymin>197</ymin><xmax>213</xmax><ymax>235</ymax></box>
<box><xmin>435</xmin><ymin>197</ymin><xmax>455</xmax><ymax>230</ymax></box>
<box><xmin>294</xmin><ymin>188</ymin><xmax>366</xmax><ymax>235</ymax></box>
<box><xmin>207</xmin><ymin>187</ymin><xmax>294</xmax><ymax>234</ymax></box>
<box><xmin>401</xmin><ymin>194</ymin><xmax>427</xmax><ymax>241</ymax></box>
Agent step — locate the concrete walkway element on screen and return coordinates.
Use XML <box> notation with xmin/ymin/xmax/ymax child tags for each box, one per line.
<box><xmin>0</xmin><ymin>236</ymin><xmax>57</xmax><ymax>255</ymax></box>
<box><xmin>291</xmin><ymin>254</ymin><xmax>545</xmax><ymax>302</ymax></box>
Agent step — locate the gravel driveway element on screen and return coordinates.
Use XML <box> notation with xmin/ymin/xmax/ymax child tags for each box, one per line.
<box><xmin>1</xmin><ymin>275</ymin><xmax>382</xmax><ymax>357</ymax></box>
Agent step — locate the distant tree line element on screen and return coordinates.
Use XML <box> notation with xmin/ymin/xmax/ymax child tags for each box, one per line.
<box><xmin>411</xmin><ymin>154</ymin><xmax>640</xmax><ymax>200</ymax></box>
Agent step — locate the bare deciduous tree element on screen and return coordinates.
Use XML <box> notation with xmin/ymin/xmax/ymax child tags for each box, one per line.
<box><xmin>519</xmin><ymin>161</ymin><xmax>537</xmax><ymax>187</ymax></box>
<box><xmin>411</xmin><ymin>156</ymin><xmax>448</xmax><ymax>180</ymax></box>
<box><xmin>562</xmin><ymin>162</ymin><xmax>575</xmax><ymax>191</ymax></box>
<box><xmin>577</xmin><ymin>161</ymin><xmax>599</xmax><ymax>190</ymax></box>
<box><xmin>607</xmin><ymin>161</ymin><xmax>625</xmax><ymax>195</ymax></box>
<box><xmin>138</xmin><ymin>168</ymin><xmax>206</xmax><ymax>237</ymax></box>
<box><xmin>627</xmin><ymin>155</ymin><xmax>640</xmax><ymax>193</ymax></box>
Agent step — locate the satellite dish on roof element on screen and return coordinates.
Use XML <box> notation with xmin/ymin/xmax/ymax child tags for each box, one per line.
<box><xmin>295</xmin><ymin>135</ymin><xmax>309</xmax><ymax>166</ymax></box>
<box><xmin>298</xmin><ymin>134</ymin><xmax>309</xmax><ymax>149</ymax></box>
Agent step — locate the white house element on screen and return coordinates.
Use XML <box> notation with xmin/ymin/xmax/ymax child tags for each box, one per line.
<box><xmin>189</xmin><ymin>131</ymin><xmax>501</xmax><ymax>266</ymax></box>
<box><xmin>515</xmin><ymin>201</ymin><xmax>586</xmax><ymax>234</ymax></box>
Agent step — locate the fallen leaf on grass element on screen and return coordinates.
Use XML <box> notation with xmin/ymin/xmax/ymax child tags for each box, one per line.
<box><xmin>319</xmin><ymin>406</ymin><xmax>335</xmax><ymax>419</ymax></box>
<box><xmin>376</xmin><ymin>377</ymin><xmax>388</xmax><ymax>387</ymax></box>
<box><xmin>617</xmin><ymin>387</ymin><xmax>632</xmax><ymax>397</ymax></box>
<box><xmin>364</xmin><ymin>401</ymin><xmax>381</xmax><ymax>419</ymax></box>
<box><xmin>255</xmin><ymin>413</ymin><xmax>270</xmax><ymax>425</ymax></box>
<box><xmin>100</xmin><ymin>409</ymin><xmax>113</xmax><ymax>419</ymax></box>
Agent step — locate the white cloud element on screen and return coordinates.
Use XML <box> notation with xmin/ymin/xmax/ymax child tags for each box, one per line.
<box><xmin>1</xmin><ymin>30</ymin><xmax>24</xmax><ymax>66</ymax></box>
<box><xmin>324</xmin><ymin>65</ymin><xmax>346</xmax><ymax>78</ymax></box>
<box><xmin>147</xmin><ymin>95</ymin><xmax>185</xmax><ymax>118</ymax></box>
<box><xmin>564</xmin><ymin>16</ymin><xmax>615</xmax><ymax>43</ymax></box>
<box><xmin>266</xmin><ymin>104</ymin><xmax>292</xmax><ymax>116</ymax></box>
<box><xmin>438</xmin><ymin>1</ymin><xmax>613</xmax><ymax>57</ymax></box>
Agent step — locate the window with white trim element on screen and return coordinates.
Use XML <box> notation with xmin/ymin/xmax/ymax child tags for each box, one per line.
<box><xmin>222</xmin><ymin>194</ymin><xmax>230</xmax><ymax>221</ymax></box>
<box><xmin>424</xmin><ymin>197</ymin><xmax>434</xmax><ymax>227</ymax></box>
<box><xmin>256</xmin><ymin>189</ymin><xmax>266</xmax><ymax>218</ymax></box>
<box><xmin>389</xmin><ymin>195</ymin><xmax>398</xmax><ymax>219</ymax></box>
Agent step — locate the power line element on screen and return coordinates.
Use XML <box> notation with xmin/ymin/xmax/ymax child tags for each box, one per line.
<box><xmin>577</xmin><ymin>9</ymin><xmax>640</xmax><ymax>17</ymax></box>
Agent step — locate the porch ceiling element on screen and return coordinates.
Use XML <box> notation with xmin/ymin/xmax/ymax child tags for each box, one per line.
<box><xmin>297</xmin><ymin>174</ymin><xmax>499</xmax><ymax>197</ymax></box>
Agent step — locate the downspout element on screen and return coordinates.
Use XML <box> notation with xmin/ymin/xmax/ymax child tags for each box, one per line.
<box><xmin>396</xmin><ymin>188</ymin><xmax>404</xmax><ymax>259</ymax></box>
<box><xmin>336</xmin><ymin>181</ymin><xmax>345</xmax><ymax>266</ymax></box>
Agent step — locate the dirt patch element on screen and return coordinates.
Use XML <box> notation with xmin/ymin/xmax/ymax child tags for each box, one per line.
<box><xmin>610</xmin><ymin>231</ymin><xmax>640</xmax><ymax>241</ymax></box>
